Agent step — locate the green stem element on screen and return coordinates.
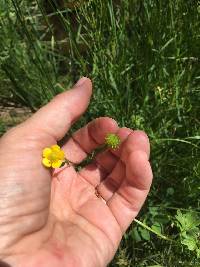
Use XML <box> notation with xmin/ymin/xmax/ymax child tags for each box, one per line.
<box><xmin>134</xmin><ymin>218</ymin><xmax>174</xmax><ymax>242</ymax></box>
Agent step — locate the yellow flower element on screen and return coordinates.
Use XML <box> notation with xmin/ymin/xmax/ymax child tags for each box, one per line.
<box><xmin>42</xmin><ymin>145</ymin><xmax>65</xmax><ymax>168</ymax></box>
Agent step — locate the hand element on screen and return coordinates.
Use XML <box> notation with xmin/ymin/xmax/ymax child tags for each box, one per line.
<box><xmin>0</xmin><ymin>78</ymin><xmax>153</xmax><ymax>267</ymax></box>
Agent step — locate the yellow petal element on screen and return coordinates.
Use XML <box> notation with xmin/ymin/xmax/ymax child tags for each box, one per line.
<box><xmin>51</xmin><ymin>145</ymin><xmax>61</xmax><ymax>152</ymax></box>
<box><xmin>57</xmin><ymin>150</ymin><xmax>65</xmax><ymax>160</ymax></box>
<box><xmin>52</xmin><ymin>160</ymin><xmax>63</xmax><ymax>168</ymax></box>
<box><xmin>42</xmin><ymin>158</ymin><xmax>52</xmax><ymax>167</ymax></box>
<box><xmin>42</xmin><ymin>148</ymin><xmax>52</xmax><ymax>158</ymax></box>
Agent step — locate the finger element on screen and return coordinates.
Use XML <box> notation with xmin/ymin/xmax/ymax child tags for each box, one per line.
<box><xmin>88</xmin><ymin>130</ymin><xmax>150</xmax><ymax>199</ymax></box>
<box><xmin>78</xmin><ymin>162</ymin><xmax>107</xmax><ymax>187</ymax></box>
<box><xmin>120</xmin><ymin>130</ymin><xmax>150</xmax><ymax>162</ymax></box>
<box><xmin>78</xmin><ymin>150</ymin><xmax>120</xmax><ymax>188</ymax></box>
<box><xmin>62</xmin><ymin>117</ymin><xmax>118</xmax><ymax>163</ymax></box>
<box><xmin>24</xmin><ymin>77</ymin><xmax>92</xmax><ymax>140</ymax></box>
<box><xmin>92</xmin><ymin>127</ymin><xmax>132</xmax><ymax>171</ymax></box>
<box><xmin>77</xmin><ymin>127</ymin><xmax>131</xmax><ymax>186</ymax></box>
<box><xmin>97</xmin><ymin>160</ymin><xmax>125</xmax><ymax>201</ymax></box>
<box><xmin>107</xmin><ymin>150</ymin><xmax>153</xmax><ymax>233</ymax></box>
<box><xmin>95</xmin><ymin>150</ymin><xmax>118</xmax><ymax>173</ymax></box>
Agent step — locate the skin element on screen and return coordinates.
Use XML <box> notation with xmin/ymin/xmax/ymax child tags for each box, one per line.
<box><xmin>0</xmin><ymin>77</ymin><xmax>153</xmax><ymax>267</ymax></box>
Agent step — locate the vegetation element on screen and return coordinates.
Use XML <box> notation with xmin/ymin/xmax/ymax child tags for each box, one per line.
<box><xmin>0</xmin><ymin>0</ymin><xmax>200</xmax><ymax>266</ymax></box>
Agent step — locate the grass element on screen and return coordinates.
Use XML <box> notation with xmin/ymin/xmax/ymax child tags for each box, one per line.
<box><xmin>0</xmin><ymin>0</ymin><xmax>200</xmax><ymax>265</ymax></box>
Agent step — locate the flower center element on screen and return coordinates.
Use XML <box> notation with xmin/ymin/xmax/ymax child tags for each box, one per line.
<box><xmin>49</xmin><ymin>152</ymin><xmax>59</xmax><ymax>161</ymax></box>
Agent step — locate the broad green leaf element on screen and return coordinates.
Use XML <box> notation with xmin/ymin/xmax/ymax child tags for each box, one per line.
<box><xmin>176</xmin><ymin>210</ymin><xmax>200</xmax><ymax>232</ymax></box>
<box><xmin>181</xmin><ymin>237</ymin><xmax>197</xmax><ymax>251</ymax></box>
<box><xmin>131</xmin><ymin>227</ymin><xmax>142</xmax><ymax>243</ymax></box>
<box><xmin>151</xmin><ymin>222</ymin><xmax>162</xmax><ymax>234</ymax></box>
<box><xmin>139</xmin><ymin>227</ymin><xmax>151</xmax><ymax>241</ymax></box>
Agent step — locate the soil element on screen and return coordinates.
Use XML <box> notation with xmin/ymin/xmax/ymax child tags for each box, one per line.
<box><xmin>0</xmin><ymin>105</ymin><xmax>32</xmax><ymax>131</ymax></box>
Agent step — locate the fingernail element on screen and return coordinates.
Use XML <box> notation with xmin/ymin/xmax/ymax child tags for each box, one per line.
<box><xmin>75</xmin><ymin>77</ymin><xmax>88</xmax><ymax>87</ymax></box>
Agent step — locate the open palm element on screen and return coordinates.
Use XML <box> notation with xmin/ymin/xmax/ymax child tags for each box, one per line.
<box><xmin>0</xmin><ymin>78</ymin><xmax>152</xmax><ymax>267</ymax></box>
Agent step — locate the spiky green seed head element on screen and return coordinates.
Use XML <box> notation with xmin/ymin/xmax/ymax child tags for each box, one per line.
<box><xmin>105</xmin><ymin>133</ymin><xmax>121</xmax><ymax>150</ymax></box>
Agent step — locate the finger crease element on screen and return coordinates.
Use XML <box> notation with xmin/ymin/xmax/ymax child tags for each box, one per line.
<box><xmin>103</xmin><ymin>176</ymin><xmax>121</xmax><ymax>192</ymax></box>
<box><xmin>71</xmin><ymin>135</ymin><xmax>90</xmax><ymax>155</ymax></box>
<box><xmin>115</xmin><ymin>191</ymin><xmax>141</xmax><ymax>213</ymax></box>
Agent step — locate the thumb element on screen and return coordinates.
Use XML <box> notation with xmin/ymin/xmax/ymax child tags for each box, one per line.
<box><xmin>26</xmin><ymin>77</ymin><xmax>92</xmax><ymax>140</ymax></box>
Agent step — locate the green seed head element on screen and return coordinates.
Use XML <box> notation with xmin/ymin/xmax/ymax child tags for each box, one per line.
<box><xmin>105</xmin><ymin>133</ymin><xmax>121</xmax><ymax>150</ymax></box>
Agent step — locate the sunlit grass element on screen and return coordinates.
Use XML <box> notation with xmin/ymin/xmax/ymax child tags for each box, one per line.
<box><xmin>0</xmin><ymin>0</ymin><xmax>200</xmax><ymax>265</ymax></box>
